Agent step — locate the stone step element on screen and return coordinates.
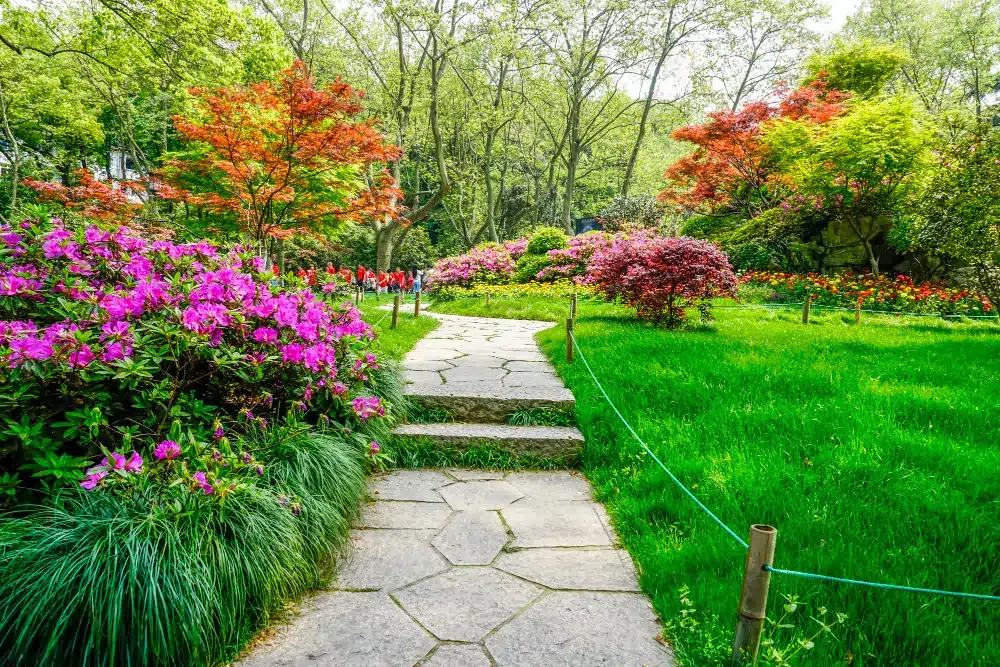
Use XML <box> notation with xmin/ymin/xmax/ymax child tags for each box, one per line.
<box><xmin>392</xmin><ymin>422</ymin><xmax>584</xmax><ymax>459</ymax></box>
<box><xmin>404</xmin><ymin>382</ymin><xmax>575</xmax><ymax>424</ymax></box>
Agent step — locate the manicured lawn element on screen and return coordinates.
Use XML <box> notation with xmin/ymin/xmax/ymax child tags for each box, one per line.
<box><xmin>432</xmin><ymin>295</ymin><xmax>1000</xmax><ymax>666</ymax></box>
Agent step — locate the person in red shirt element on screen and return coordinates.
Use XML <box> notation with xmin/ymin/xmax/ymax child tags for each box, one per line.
<box><xmin>339</xmin><ymin>266</ymin><xmax>352</xmax><ymax>284</ymax></box>
<box><xmin>378</xmin><ymin>271</ymin><xmax>388</xmax><ymax>295</ymax></box>
<box><xmin>356</xmin><ymin>265</ymin><xmax>366</xmax><ymax>288</ymax></box>
<box><xmin>405</xmin><ymin>271</ymin><xmax>414</xmax><ymax>292</ymax></box>
<box><xmin>392</xmin><ymin>267</ymin><xmax>405</xmax><ymax>293</ymax></box>
<box><xmin>296</xmin><ymin>268</ymin><xmax>307</xmax><ymax>280</ymax></box>
<box><xmin>325</xmin><ymin>264</ymin><xmax>335</xmax><ymax>275</ymax></box>
<box><xmin>307</xmin><ymin>268</ymin><xmax>316</xmax><ymax>286</ymax></box>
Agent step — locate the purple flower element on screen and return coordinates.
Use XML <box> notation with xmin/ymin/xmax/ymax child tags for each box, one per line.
<box><xmin>154</xmin><ymin>440</ymin><xmax>181</xmax><ymax>460</ymax></box>
<box><xmin>256</xmin><ymin>465</ymin><xmax>264</xmax><ymax>475</ymax></box>
<box><xmin>369</xmin><ymin>441</ymin><xmax>380</xmax><ymax>455</ymax></box>
<box><xmin>124</xmin><ymin>451</ymin><xmax>143</xmax><ymax>472</ymax></box>
<box><xmin>80</xmin><ymin>469</ymin><xmax>107</xmax><ymax>490</ymax></box>
<box><xmin>351</xmin><ymin>396</ymin><xmax>385</xmax><ymax>422</ymax></box>
<box><xmin>214</xmin><ymin>426</ymin><xmax>225</xmax><ymax>440</ymax></box>
<box><xmin>192</xmin><ymin>471</ymin><xmax>214</xmax><ymax>495</ymax></box>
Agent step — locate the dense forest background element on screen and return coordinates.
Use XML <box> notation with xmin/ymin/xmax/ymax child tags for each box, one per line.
<box><xmin>0</xmin><ymin>0</ymin><xmax>997</xmax><ymax>278</ymax></box>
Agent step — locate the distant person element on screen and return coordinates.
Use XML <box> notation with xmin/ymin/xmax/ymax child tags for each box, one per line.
<box><xmin>355</xmin><ymin>265</ymin><xmax>366</xmax><ymax>289</ymax></box>
<box><xmin>412</xmin><ymin>268</ymin><xmax>423</xmax><ymax>297</ymax></box>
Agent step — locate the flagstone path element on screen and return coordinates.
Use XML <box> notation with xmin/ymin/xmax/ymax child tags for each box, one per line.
<box><xmin>241</xmin><ymin>469</ymin><xmax>674</xmax><ymax>667</ymax></box>
<box><xmin>239</xmin><ymin>311</ymin><xmax>674</xmax><ymax>666</ymax></box>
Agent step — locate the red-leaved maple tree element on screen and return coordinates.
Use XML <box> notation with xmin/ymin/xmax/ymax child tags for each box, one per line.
<box><xmin>24</xmin><ymin>169</ymin><xmax>145</xmax><ymax>223</ymax></box>
<box><xmin>587</xmin><ymin>232</ymin><xmax>738</xmax><ymax>327</ymax></box>
<box><xmin>660</xmin><ymin>76</ymin><xmax>849</xmax><ymax>218</ymax></box>
<box><xmin>158</xmin><ymin>61</ymin><xmax>402</xmax><ymax>245</ymax></box>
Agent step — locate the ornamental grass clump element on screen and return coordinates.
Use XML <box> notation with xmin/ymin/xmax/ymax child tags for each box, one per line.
<box><xmin>0</xmin><ymin>420</ymin><xmax>367</xmax><ymax>667</ymax></box>
<box><xmin>588</xmin><ymin>233</ymin><xmax>737</xmax><ymax>327</ymax></box>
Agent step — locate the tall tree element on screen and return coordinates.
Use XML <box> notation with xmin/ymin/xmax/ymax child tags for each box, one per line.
<box><xmin>159</xmin><ymin>62</ymin><xmax>401</xmax><ymax>256</ymax></box>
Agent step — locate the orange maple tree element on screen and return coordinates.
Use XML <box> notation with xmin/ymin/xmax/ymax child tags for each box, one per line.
<box><xmin>23</xmin><ymin>169</ymin><xmax>145</xmax><ymax>223</ymax></box>
<box><xmin>660</xmin><ymin>75</ymin><xmax>849</xmax><ymax>218</ymax></box>
<box><xmin>158</xmin><ymin>61</ymin><xmax>402</xmax><ymax>244</ymax></box>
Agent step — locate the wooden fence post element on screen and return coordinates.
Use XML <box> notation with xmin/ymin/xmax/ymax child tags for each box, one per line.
<box><xmin>801</xmin><ymin>296</ymin><xmax>810</xmax><ymax>324</ymax></box>
<box><xmin>486</xmin><ymin>292</ymin><xmax>491</xmax><ymax>306</ymax></box>
<box><xmin>354</xmin><ymin>286</ymin><xmax>360</xmax><ymax>306</ymax></box>
<box><xmin>566</xmin><ymin>317</ymin><xmax>574</xmax><ymax>363</ymax></box>
<box><xmin>391</xmin><ymin>295</ymin><xmax>400</xmax><ymax>330</ymax></box>
<box><xmin>855</xmin><ymin>301</ymin><xmax>862</xmax><ymax>324</ymax></box>
<box><xmin>732</xmin><ymin>525</ymin><xmax>777</xmax><ymax>664</ymax></box>
<box><xmin>414</xmin><ymin>293</ymin><xmax>421</xmax><ymax>318</ymax></box>
<box><xmin>570</xmin><ymin>293</ymin><xmax>578</xmax><ymax>319</ymax></box>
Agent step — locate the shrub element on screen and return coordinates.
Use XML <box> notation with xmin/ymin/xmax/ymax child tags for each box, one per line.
<box><xmin>588</xmin><ymin>233</ymin><xmax>738</xmax><ymax>326</ymax></box>
<box><xmin>427</xmin><ymin>239</ymin><xmax>526</xmax><ymax>288</ymax></box>
<box><xmin>0</xmin><ymin>216</ymin><xmax>386</xmax><ymax>496</ymax></box>
<box><xmin>537</xmin><ymin>231</ymin><xmax>612</xmax><ymax>283</ymax></box>
<box><xmin>525</xmin><ymin>226</ymin><xmax>567</xmax><ymax>255</ymax></box>
<box><xmin>431</xmin><ymin>280</ymin><xmax>592</xmax><ymax>303</ymax></box>
<box><xmin>514</xmin><ymin>254</ymin><xmax>553</xmax><ymax>283</ymax></box>
<box><xmin>0</xmin><ymin>420</ymin><xmax>367</xmax><ymax>667</ymax></box>
<box><xmin>597</xmin><ymin>194</ymin><xmax>664</xmax><ymax>232</ymax></box>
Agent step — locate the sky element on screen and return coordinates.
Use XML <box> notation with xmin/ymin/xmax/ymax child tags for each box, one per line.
<box><xmin>816</xmin><ymin>0</ymin><xmax>865</xmax><ymax>35</ymax></box>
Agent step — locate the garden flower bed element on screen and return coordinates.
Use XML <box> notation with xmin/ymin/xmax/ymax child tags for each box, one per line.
<box><xmin>741</xmin><ymin>270</ymin><xmax>994</xmax><ymax>316</ymax></box>
<box><xmin>0</xmin><ymin>215</ymin><xmax>402</xmax><ymax>665</ymax></box>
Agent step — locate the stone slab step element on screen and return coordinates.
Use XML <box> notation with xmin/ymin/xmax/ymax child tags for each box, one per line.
<box><xmin>405</xmin><ymin>382</ymin><xmax>575</xmax><ymax>424</ymax></box>
<box><xmin>393</xmin><ymin>422</ymin><xmax>584</xmax><ymax>459</ymax></box>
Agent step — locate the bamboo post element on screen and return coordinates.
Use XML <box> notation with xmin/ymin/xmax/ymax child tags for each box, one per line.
<box><xmin>801</xmin><ymin>295</ymin><xmax>810</xmax><ymax>324</ymax></box>
<box><xmin>354</xmin><ymin>286</ymin><xmax>360</xmax><ymax>306</ymax></box>
<box><xmin>570</xmin><ymin>293</ymin><xmax>578</xmax><ymax>319</ymax></box>
<box><xmin>566</xmin><ymin>317</ymin><xmax>574</xmax><ymax>363</ymax></box>
<box><xmin>732</xmin><ymin>525</ymin><xmax>778</xmax><ymax>664</ymax></box>
<box><xmin>855</xmin><ymin>301</ymin><xmax>862</xmax><ymax>325</ymax></box>
<box><xmin>414</xmin><ymin>292</ymin><xmax>421</xmax><ymax>318</ymax></box>
<box><xmin>486</xmin><ymin>292</ymin><xmax>491</xmax><ymax>306</ymax></box>
<box><xmin>391</xmin><ymin>295</ymin><xmax>400</xmax><ymax>330</ymax></box>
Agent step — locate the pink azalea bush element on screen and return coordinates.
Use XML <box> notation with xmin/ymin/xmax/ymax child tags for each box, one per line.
<box><xmin>427</xmin><ymin>238</ymin><xmax>528</xmax><ymax>288</ymax></box>
<box><xmin>536</xmin><ymin>231</ymin><xmax>612</xmax><ymax>283</ymax></box>
<box><xmin>0</xmin><ymin>216</ymin><xmax>388</xmax><ymax>491</ymax></box>
<box><xmin>588</xmin><ymin>234</ymin><xmax>738</xmax><ymax>326</ymax></box>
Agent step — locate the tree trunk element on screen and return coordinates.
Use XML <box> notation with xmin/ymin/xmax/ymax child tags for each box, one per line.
<box><xmin>623</xmin><ymin>36</ymin><xmax>670</xmax><ymax>196</ymax></box>
<box><xmin>0</xmin><ymin>78</ymin><xmax>18</xmax><ymax>212</ymax></box>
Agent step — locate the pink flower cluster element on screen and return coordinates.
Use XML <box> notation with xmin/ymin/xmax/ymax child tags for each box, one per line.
<box><xmin>351</xmin><ymin>396</ymin><xmax>385</xmax><ymax>422</ymax></box>
<box><xmin>0</xmin><ymin>219</ymin><xmax>373</xmax><ymax>382</ymax></box>
<box><xmin>428</xmin><ymin>240</ymin><xmax>527</xmax><ymax>288</ymax></box>
<box><xmin>536</xmin><ymin>232</ymin><xmax>612</xmax><ymax>283</ymax></box>
<box><xmin>81</xmin><ymin>451</ymin><xmax>143</xmax><ymax>489</ymax></box>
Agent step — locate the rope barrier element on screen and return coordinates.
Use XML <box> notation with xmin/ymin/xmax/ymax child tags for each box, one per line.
<box><xmin>370</xmin><ymin>309</ymin><xmax>391</xmax><ymax>329</ymax></box>
<box><xmin>568</xmin><ymin>330</ymin><xmax>749</xmax><ymax>550</ymax></box>
<box><xmin>569</xmin><ymin>326</ymin><xmax>1000</xmax><ymax>603</ymax></box>
<box><xmin>764</xmin><ymin>566</ymin><xmax>1000</xmax><ymax>601</ymax></box>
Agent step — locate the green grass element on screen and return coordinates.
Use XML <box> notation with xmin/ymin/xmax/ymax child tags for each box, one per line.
<box><xmin>431</xmin><ymin>295</ymin><xmax>1000</xmax><ymax>666</ymax></box>
<box><xmin>385</xmin><ymin>435</ymin><xmax>574</xmax><ymax>470</ymax></box>
<box><xmin>431</xmin><ymin>294</ymin><xmax>577</xmax><ymax>322</ymax></box>
<box><xmin>358</xmin><ymin>297</ymin><xmax>438</xmax><ymax>361</ymax></box>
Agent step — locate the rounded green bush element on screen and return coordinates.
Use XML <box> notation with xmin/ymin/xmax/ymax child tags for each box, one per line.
<box><xmin>514</xmin><ymin>254</ymin><xmax>554</xmax><ymax>283</ymax></box>
<box><xmin>526</xmin><ymin>226</ymin><xmax>568</xmax><ymax>255</ymax></box>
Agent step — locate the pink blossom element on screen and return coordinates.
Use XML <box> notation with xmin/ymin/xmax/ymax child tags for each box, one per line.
<box><xmin>154</xmin><ymin>440</ymin><xmax>181</xmax><ymax>460</ymax></box>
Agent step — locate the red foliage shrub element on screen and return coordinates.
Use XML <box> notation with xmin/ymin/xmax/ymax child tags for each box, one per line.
<box><xmin>588</xmin><ymin>233</ymin><xmax>738</xmax><ymax>326</ymax></box>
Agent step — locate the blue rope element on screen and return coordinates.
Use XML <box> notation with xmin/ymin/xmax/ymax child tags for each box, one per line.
<box><xmin>765</xmin><ymin>566</ymin><xmax>1000</xmax><ymax>602</ymax></box>
<box><xmin>568</xmin><ymin>331</ymin><xmax>749</xmax><ymax>550</ymax></box>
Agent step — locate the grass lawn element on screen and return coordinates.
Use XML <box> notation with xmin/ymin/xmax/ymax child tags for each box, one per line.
<box><xmin>357</xmin><ymin>296</ymin><xmax>438</xmax><ymax>361</ymax></box>
<box><xmin>431</xmin><ymin>295</ymin><xmax>1000</xmax><ymax>666</ymax></box>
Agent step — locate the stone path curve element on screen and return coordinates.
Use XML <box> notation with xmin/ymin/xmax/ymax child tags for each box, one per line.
<box><xmin>241</xmin><ymin>469</ymin><xmax>674</xmax><ymax>667</ymax></box>
<box><xmin>240</xmin><ymin>310</ymin><xmax>674</xmax><ymax>666</ymax></box>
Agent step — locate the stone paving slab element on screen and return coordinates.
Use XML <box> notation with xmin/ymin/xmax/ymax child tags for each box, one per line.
<box><xmin>401</xmin><ymin>312</ymin><xmax>575</xmax><ymax>423</ymax></box>
<box><xmin>392</xmin><ymin>423</ymin><xmax>584</xmax><ymax>459</ymax></box>
<box><xmin>239</xmin><ymin>470</ymin><xmax>673</xmax><ymax>667</ymax></box>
